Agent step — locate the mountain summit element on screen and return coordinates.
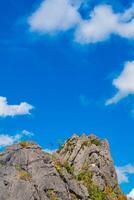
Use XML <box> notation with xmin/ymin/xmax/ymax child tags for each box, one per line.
<box><xmin>0</xmin><ymin>134</ymin><xmax>127</xmax><ymax>200</ymax></box>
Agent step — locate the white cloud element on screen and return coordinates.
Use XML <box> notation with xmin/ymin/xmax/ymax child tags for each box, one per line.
<box><xmin>127</xmin><ymin>188</ymin><xmax>134</xmax><ymax>199</ymax></box>
<box><xmin>0</xmin><ymin>130</ymin><xmax>34</xmax><ymax>148</ymax></box>
<box><xmin>0</xmin><ymin>96</ymin><xmax>33</xmax><ymax>117</ymax></box>
<box><xmin>43</xmin><ymin>149</ymin><xmax>57</xmax><ymax>154</ymax></box>
<box><xmin>28</xmin><ymin>1</ymin><xmax>134</xmax><ymax>44</ymax></box>
<box><xmin>116</xmin><ymin>164</ymin><xmax>134</xmax><ymax>184</ymax></box>
<box><xmin>122</xmin><ymin>4</ymin><xmax>134</xmax><ymax>21</ymax></box>
<box><xmin>106</xmin><ymin>61</ymin><xmax>134</xmax><ymax>105</ymax></box>
<box><xmin>75</xmin><ymin>4</ymin><xmax>134</xmax><ymax>44</ymax></box>
<box><xmin>75</xmin><ymin>5</ymin><xmax>119</xmax><ymax>44</ymax></box>
<box><xmin>0</xmin><ymin>134</ymin><xmax>19</xmax><ymax>147</ymax></box>
<box><xmin>21</xmin><ymin>130</ymin><xmax>34</xmax><ymax>136</ymax></box>
<box><xmin>28</xmin><ymin>0</ymin><xmax>81</xmax><ymax>33</ymax></box>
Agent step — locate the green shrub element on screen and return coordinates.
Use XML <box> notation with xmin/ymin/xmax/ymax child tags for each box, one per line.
<box><xmin>76</xmin><ymin>171</ymin><xmax>92</xmax><ymax>182</ymax></box>
<box><xmin>18</xmin><ymin>170</ymin><xmax>32</xmax><ymax>181</ymax></box>
<box><xmin>53</xmin><ymin>158</ymin><xmax>63</xmax><ymax>177</ymax></box>
<box><xmin>63</xmin><ymin>161</ymin><xmax>74</xmax><ymax>175</ymax></box>
<box><xmin>55</xmin><ymin>163</ymin><xmax>63</xmax><ymax>176</ymax></box>
<box><xmin>15</xmin><ymin>164</ymin><xmax>22</xmax><ymax>171</ymax></box>
<box><xmin>76</xmin><ymin>171</ymin><xmax>106</xmax><ymax>200</ymax></box>
<box><xmin>104</xmin><ymin>186</ymin><xmax>116</xmax><ymax>199</ymax></box>
<box><xmin>0</xmin><ymin>161</ymin><xmax>6</xmax><ymax>167</ymax></box>
<box><xmin>90</xmin><ymin>139</ymin><xmax>102</xmax><ymax>146</ymax></box>
<box><xmin>46</xmin><ymin>189</ymin><xmax>59</xmax><ymax>200</ymax></box>
<box><xmin>89</xmin><ymin>184</ymin><xmax>107</xmax><ymax>200</ymax></box>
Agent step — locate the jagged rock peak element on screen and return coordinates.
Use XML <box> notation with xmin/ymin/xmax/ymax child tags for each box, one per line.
<box><xmin>0</xmin><ymin>136</ymin><xmax>127</xmax><ymax>200</ymax></box>
<box><xmin>59</xmin><ymin>133</ymin><xmax>109</xmax><ymax>152</ymax></box>
<box><xmin>57</xmin><ymin>133</ymin><xmax>126</xmax><ymax>199</ymax></box>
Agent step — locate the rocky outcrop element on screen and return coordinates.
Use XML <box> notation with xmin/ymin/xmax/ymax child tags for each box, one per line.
<box><xmin>57</xmin><ymin>134</ymin><xmax>118</xmax><ymax>190</ymax></box>
<box><xmin>0</xmin><ymin>135</ymin><xmax>127</xmax><ymax>200</ymax></box>
<box><xmin>56</xmin><ymin>134</ymin><xmax>127</xmax><ymax>200</ymax></box>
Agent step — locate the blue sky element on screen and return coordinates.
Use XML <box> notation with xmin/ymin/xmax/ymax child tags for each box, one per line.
<box><xmin>0</xmin><ymin>0</ymin><xmax>134</xmax><ymax>196</ymax></box>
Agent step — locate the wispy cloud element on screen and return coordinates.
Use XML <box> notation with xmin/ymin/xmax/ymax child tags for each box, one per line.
<box><xmin>0</xmin><ymin>96</ymin><xmax>34</xmax><ymax>117</ymax></box>
<box><xmin>21</xmin><ymin>130</ymin><xmax>34</xmax><ymax>137</ymax></box>
<box><xmin>28</xmin><ymin>1</ymin><xmax>134</xmax><ymax>44</ymax></box>
<box><xmin>106</xmin><ymin>61</ymin><xmax>134</xmax><ymax>105</ymax></box>
<box><xmin>0</xmin><ymin>130</ymin><xmax>34</xmax><ymax>148</ymax></box>
<box><xmin>116</xmin><ymin>164</ymin><xmax>134</xmax><ymax>184</ymax></box>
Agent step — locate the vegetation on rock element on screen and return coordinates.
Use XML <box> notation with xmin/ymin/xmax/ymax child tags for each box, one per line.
<box><xmin>19</xmin><ymin>141</ymin><xmax>35</xmax><ymax>147</ymax></box>
<box><xmin>17</xmin><ymin>170</ymin><xmax>32</xmax><ymax>181</ymax></box>
<box><xmin>0</xmin><ymin>134</ymin><xmax>127</xmax><ymax>200</ymax></box>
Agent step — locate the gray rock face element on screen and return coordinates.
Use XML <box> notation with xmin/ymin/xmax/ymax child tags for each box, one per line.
<box><xmin>58</xmin><ymin>134</ymin><xmax>118</xmax><ymax>192</ymax></box>
<box><xmin>0</xmin><ymin>142</ymin><xmax>89</xmax><ymax>200</ymax></box>
<box><xmin>59</xmin><ymin>134</ymin><xmax>126</xmax><ymax>200</ymax></box>
<box><xmin>0</xmin><ymin>135</ymin><xmax>126</xmax><ymax>200</ymax></box>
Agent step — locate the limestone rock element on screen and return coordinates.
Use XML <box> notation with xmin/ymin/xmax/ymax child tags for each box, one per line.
<box><xmin>0</xmin><ymin>135</ymin><xmax>127</xmax><ymax>200</ymax></box>
<box><xmin>0</xmin><ymin>141</ymin><xmax>88</xmax><ymax>200</ymax></box>
<box><xmin>58</xmin><ymin>134</ymin><xmax>126</xmax><ymax>199</ymax></box>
